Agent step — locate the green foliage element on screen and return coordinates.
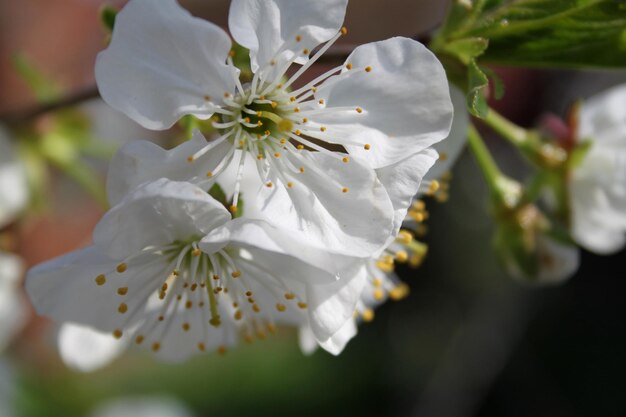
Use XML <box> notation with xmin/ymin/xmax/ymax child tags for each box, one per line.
<box><xmin>11</xmin><ymin>54</ymin><xmax>61</xmax><ymax>104</ymax></box>
<box><xmin>99</xmin><ymin>5</ymin><xmax>117</xmax><ymax>33</ymax></box>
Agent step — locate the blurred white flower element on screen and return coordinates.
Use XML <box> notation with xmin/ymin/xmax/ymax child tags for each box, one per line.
<box><xmin>27</xmin><ymin>179</ymin><xmax>364</xmax><ymax>362</ymax></box>
<box><xmin>90</xmin><ymin>397</ymin><xmax>194</xmax><ymax>417</ymax></box>
<box><xmin>0</xmin><ymin>252</ymin><xmax>27</xmax><ymax>352</ymax></box>
<box><xmin>570</xmin><ymin>84</ymin><xmax>626</xmax><ymax>254</ymax></box>
<box><xmin>95</xmin><ymin>0</ymin><xmax>452</xmax><ymax>256</ymax></box>
<box><xmin>0</xmin><ymin>126</ymin><xmax>29</xmax><ymax>228</ymax></box>
<box><xmin>57</xmin><ymin>323</ymin><xmax>126</xmax><ymax>372</ymax></box>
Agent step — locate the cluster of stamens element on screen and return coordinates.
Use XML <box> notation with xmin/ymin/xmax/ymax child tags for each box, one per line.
<box><xmin>187</xmin><ymin>27</ymin><xmax>375</xmax><ymax>213</ymax></box>
<box><xmin>94</xmin><ymin>239</ymin><xmax>308</xmax><ymax>354</ymax></box>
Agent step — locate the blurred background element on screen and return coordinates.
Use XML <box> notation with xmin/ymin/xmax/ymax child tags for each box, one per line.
<box><xmin>1</xmin><ymin>1</ymin><xmax>626</xmax><ymax>416</ymax></box>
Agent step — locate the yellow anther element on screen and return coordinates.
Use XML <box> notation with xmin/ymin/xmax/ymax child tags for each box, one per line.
<box><xmin>244</xmin><ymin>117</ymin><xmax>251</xmax><ymax>123</ymax></box>
<box><xmin>413</xmin><ymin>200</ymin><xmax>426</xmax><ymax>211</ymax></box>
<box><xmin>176</xmin><ymin>295</ymin><xmax>182</xmax><ymax>301</ymax></box>
<box><xmin>409</xmin><ymin>254</ymin><xmax>425</xmax><ymax>268</ymax></box>
<box><xmin>257</xmin><ymin>154</ymin><xmax>264</xmax><ymax>160</ymax></box>
<box><xmin>398</xmin><ymin>230</ymin><xmax>413</xmax><ymax>245</ymax></box>
<box><xmin>428</xmin><ymin>180</ymin><xmax>440</xmax><ymax>195</ymax></box>
<box><xmin>299</xmin><ymin>166</ymin><xmax>305</xmax><ymax>173</ymax></box>
<box><xmin>257</xmin><ymin>121</ymin><xmax>263</xmax><ymax>127</ymax></box>
<box><xmin>185</xmin><ymin>300</ymin><xmax>193</xmax><ymax>309</ymax></box>
<box><xmin>346</xmin><ymin>63</ymin><xmax>353</xmax><ymax>70</ymax></box>
<box><xmin>228</xmin><ymin>50</ymin><xmax>235</xmax><ymax>57</ymax></box>
<box><xmin>276</xmin><ymin>303</ymin><xmax>286</xmax><ymax>312</ymax></box>
<box><xmin>135</xmin><ymin>335</ymin><xmax>144</xmax><ymax>345</ymax></box>
<box><xmin>191</xmin><ymin>248</ymin><xmax>202</xmax><ymax>257</ymax></box>
<box><xmin>297</xmin><ymin>302</ymin><xmax>308</xmax><ymax>309</ymax></box>
<box><xmin>362</xmin><ymin>309</ymin><xmax>375</xmax><ymax>322</ymax></box>
<box><xmin>223</xmin><ymin>92</ymin><xmax>230</xmax><ymax>98</ymax></box>
<box><xmin>376</xmin><ymin>258</ymin><xmax>394</xmax><ymax>273</ymax></box>
<box><xmin>287</xmin><ymin>182</ymin><xmax>294</xmax><ymax>188</ymax></box>
<box><xmin>206</xmin><ymin>171</ymin><xmax>213</xmax><ymax>177</ymax></box>
<box><xmin>95</xmin><ymin>274</ymin><xmax>106</xmax><ymax>286</ymax></box>
<box><xmin>340</xmin><ymin>27</ymin><xmax>348</xmax><ymax>35</ymax></box>
<box><xmin>303</xmin><ymin>48</ymin><xmax>310</xmax><ymax>54</ymax></box>
<box><xmin>209</xmin><ymin>316</ymin><xmax>222</xmax><ymax>327</ymax></box>
<box><xmin>318</xmin><ymin>99</ymin><xmax>325</xmax><ymax>105</ymax></box>
<box><xmin>203</xmin><ymin>95</ymin><xmax>211</xmax><ymax>101</ymax></box>
<box><xmin>320</xmin><ymin>126</ymin><xmax>327</xmax><ymax>132</ymax></box>
<box><xmin>280</xmin><ymin>138</ymin><xmax>287</xmax><ymax>145</ymax></box>
<box><xmin>364</xmin><ymin>143</ymin><xmax>371</xmax><ymax>150</ymax></box>
<box><xmin>117</xmin><ymin>287</ymin><xmax>128</xmax><ymax>296</ymax></box>
<box><xmin>271</xmin><ymin>59</ymin><xmax>277</xmax><ymax>66</ymax></box>
<box><xmin>183</xmin><ymin>283</ymin><xmax>189</xmax><ymax>289</ymax></box>
<box><xmin>372</xmin><ymin>278</ymin><xmax>382</xmax><ymax>287</ymax></box>
<box><xmin>277</xmin><ymin>83</ymin><xmax>283</xmax><ymax>89</ymax></box>
<box><xmin>267</xmin><ymin>323</ymin><xmax>277</xmax><ymax>334</ymax></box>
<box><xmin>342</xmin><ymin>187</ymin><xmax>349</xmax><ymax>193</ymax></box>
<box><xmin>252</xmin><ymin>304</ymin><xmax>261</xmax><ymax>313</ymax></box>
<box><xmin>290</xmin><ymin>96</ymin><xmax>296</xmax><ymax>102</ymax></box>
<box><xmin>395</xmin><ymin>250</ymin><xmax>409</xmax><ymax>263</ymax></box>
<box><xmin>356</xmin><ymin>107</ymin><xmax>363</xmax><ymax>113</ymax></box>
<box><xmin>271</xmin><ymin>101</ymin><xmax>278</xmax><ymax>108</ymax></box>
<box><xmin>229</xmin><ymin>205</ymin><xmax>238</xmax><ymax>214</ymax></box>
<box><xmin>365</xmin><ymin>66</ymin><xmax>372</xmax><ymax>72</ymax></box>
<box><xmin>373</xmin><ymin>288</ymin><xmax>385</xmax><ymax>301</ymax></box>
<box><xmin>158</xmin><ymin>315</ymin><xmax>164</xmax><ymax>321</ymax></box>
<box><xmin>217</xmin><ymin>345</ymin><xmax>227</xmax><ymax>355</ymax></box>
<box><xmin>234</xmin><ymin>310</ymin><xmax>243</xmax><ymax>320</ymax></box>
<box><xmin>295</xmin><ymin>35</ymin><xmax>302</xmax><ymax>42</ymax></box>
<box><xmin>439</xmin><ymin>152</ymin><xmax>448</xmax><ymax>161</ymax></box>
<box><xmin>410</xmin><ymin>211</ymin><xmax>425</xmax><ymax>222</ymax></box>
<box><xmin>182</xmin><ymin>322</ymin><xmax>190</xmax><ymax>332</ymax></box>
<box><xmin>245</xmin><ymin>291</ymin><xmax>253</xmax><ymax>297</ymax></box>
<box><xmin>294</xmin><ymin>107</ymin><xmax>300</xmax><ymax>113</ymax></box>
<box><xmin>118</xmin><ymin>303</ymin><xmax>128</xmax><ymax>314</ymax></box>
<box><xmin>389</xmin><ymin>283</ymin><xmax>410</xmax><ymax>300</ymax></box>
<box><xmin>239</xmin><ymin>140</ymin><xmax>245</xmax><ymax>147</ymax></box>
<box><xmin>342</xmin><ymin>156</ymin><xmax>349</xmax><ymax>163</ymax></box>
<box><xmin>266</xmin><ymin>181</ymin><xmax>273</xmax><ymax>188</ymax></box>
<box><xmin>256</xmin><ymin>330</ymin><xmax>267</xmax><ymax>340</ymax></box>
<box><xmin>274</xmin><ymin>152</ymin><xmax>281</xmax><ymax>158</ymax></box>
<box><xmin>302</xmin><ymin>118</ymin><xmax>308</xmax><ymax>123</ymax></box>
<box><xmin>213</xmin><ymin>275</ymin><xmax>220</xmax><ymax>281</ymax></box>
<box><xmin>294</xmin><ymin>130</ymin><xmax>301</xmax><ymax>136</ymax></box>
<box><xmin>244</xmin><ymin>334</ymin><xmax>254</xmax><ymax>344</ymax></box>
<box><xmin>190</xmin><ymin>283</ymin><xmax>198</xmax><ymax>291</ymax></box>
<box><xmin>151</xmin><ymin>342</ymin><xmax>161</xmax><ymax>352</ymax></box>
<box><xmin>116</xmin><ymin>263</ymin><xmax>127</xmax><ymax>273</ymax></box>
<box><xmin>113</xmin><ymin>329</ymin><xmax>123</xmax><ymax>339</ymax></box>
<box><xmin>285</xmin><ymin>292</ymin><xmax>296</xmax><ymax>300</ymax></box>
<box><xmin>311</xmin><ymin>87</ymin><xmax>318</xmax><ymax>93</ymax></box>
<box><xmin>297</xmin><ymin>144</ymin><xmax>304</xmax><ymax>150</ymax></box>
<box><xmin>198</xmin><ymin>342</ymin><xmax>206</xmax><ymax>352</ymax></box>
<box><xmin>231</xmin><ymin>270</ymin><xmax>241</xmax><ymax>278</ymax></box>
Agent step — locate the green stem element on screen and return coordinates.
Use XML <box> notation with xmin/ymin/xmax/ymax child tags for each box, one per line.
<box><xmin>483</xmin><ymin>107</ymin><xmax>530</xmax><ymax>147</ymax></box>
<box><xmin>467</xmin><ymin>124</ymin><xmax>501</xmax><ymax>189</ymax></box>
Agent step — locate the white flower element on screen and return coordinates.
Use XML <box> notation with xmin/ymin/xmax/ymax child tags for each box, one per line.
<box><xmin>96</xmin><ymin>0</ymin><xmax>452</xmax><ymax>255</ymax></box>
<box><xmin>0</xmin><ymin>252</ymin><xmax>28</xmax><ymax>352</ymax></box>
<box><xmin>27</xmin><ymin>178</ymin><xmax>364</xmax><ymax>362</ymax></box>
<box><xmin>90</xmin><ymin>397</ymin><xmax>194</xmax><ymax>417</ymax></box>
<box><xmin>571</xmin><ymin>83</ymin><xmax>626</xmax><ymax>254</ymax></box>
<box><xmin>0</xmin><ymin>126</ymin><xmax>29</xmax><ymax>228</ymax></box>
<box><xmin>57</xmin><ymin>323</ymin><xmax>126</xmax><ymax>372</ymax></box>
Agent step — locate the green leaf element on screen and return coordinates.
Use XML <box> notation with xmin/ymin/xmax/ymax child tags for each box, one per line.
<box><xmin>481</xmin><ymin>67</ymin><xmax>505</xmax><ymax>99</ymax></box>
<box><xmin>99</xmin><ymin>5</ymin><xmax>117</xmax><ymax>33</ymax></box>
<box><xmin>208</xmin><ymin>183</ymin><xmax>227</xmax><ymax>205</ymax></box>
<box><xmin>467</xmin><ymin>60</ymin><xmax>489</xmax><ymax>118</ymax></box>
<box><xmin>11</xmin><ymin>53</ymin><xmax>61</xmax><ymax>103</ymax></box>
<box><xmin>468</xmin><ymin>0</ymin><xmax>626</xmax><ymax>68</ymax></box>
<box><xmin>442</xmin><ymin>37</ymin><xmax>489</xmax><ymax>65</ymax></box>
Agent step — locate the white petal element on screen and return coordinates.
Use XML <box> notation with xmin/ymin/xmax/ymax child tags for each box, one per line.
<box><xmin>26</xmin><ymin>246</ymin><xmax>163</xmax><ymax>332</ymax></box>
<box><xmin>426</xmin><ymin>85</ymin><xmax>469</xmax><ymax>180</ymax></box>
<box><xmin>376</xmin><ymin>149</ymin><xmax>438</xmax><ymax>233</ymax></box>
<box><xmin>0</xmin><ymin>252</ymin><xmax>27</xmax><ymax>351</ymax></box>
<box><xmin>535</xmin><ymin>237</ymin><xmax>580</xmax><ymax>284</ymax></box>
<box><xmin>306</xmin><ymin>263</ymin><xmax>366</xmax><ymax>342</ymax></box>
<box><xmin>314</xmin><ymin>37</ymin><xmax>453</xmax><ymax>168</ymax></box>
<box><xmin>200</xmin><ymin>218</ymin><xmax>358</xmax><ymax>278</ymax></box>
<box><xmin>106</xmin><ymin>130</ymin><xmax>231</xmax><ymax>205</ymax></box>
<box><xmin>90</xmin><ymin>397</ymin><xmax>194</xmax><ymax>417</ymax></box>
<box><xmin>58</xmin><ymin>323</ymin><xmax>126</xmax><ymax>372</ymax></box>
<box><xmin>0</xmin><ymin>126</ymin><xmax>29</xmax><ymax>228</ymax></box>
<box><xmin>259</xmin><ymin>151</ymin><xmax>394</xmax><ymax>257</ymax></box>
<box><xmin>95</xmin><ymin>0</ymin><xmax>235</xmax><ymax>130</ymax></box>
<box><xmin>95</xmin><ymin>179</ymin><xmax>230</xmax><ymax>260</ymax></box>
<box><xmin>579</xmin><ymin>83</ymin><xmax>626</xmax><ymax>141</ymax></box>
<box><xmin>317</xmin><ymin>318</ymin><xmax>357</xmax><ymax>355</ymax></box>
<box><xmin>229</xmin><ymin>0</ymin><xmax>348</xmax><ymax>73</ymax></box>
